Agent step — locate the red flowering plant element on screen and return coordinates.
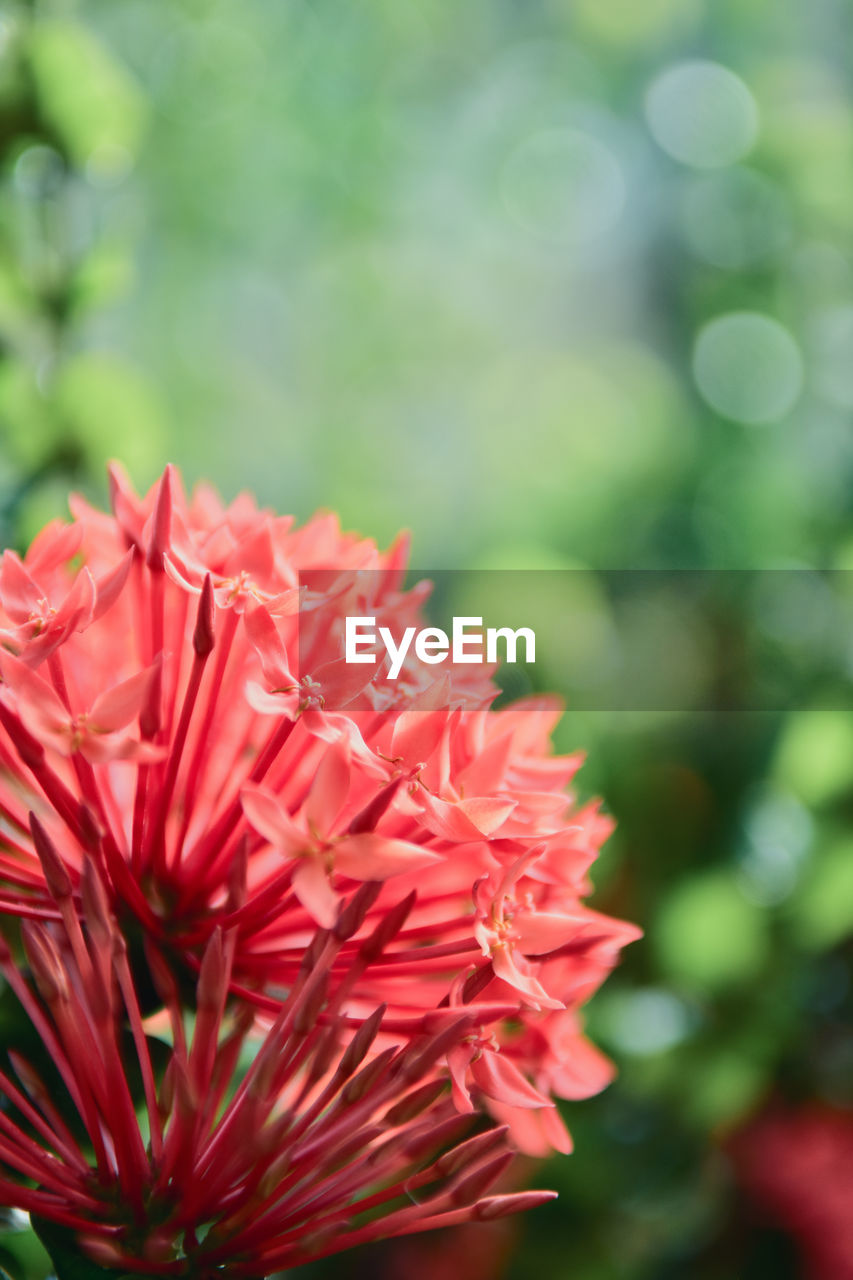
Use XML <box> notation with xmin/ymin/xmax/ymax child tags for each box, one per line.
<box><xmin>0</xmin><ymin>465</ymin><xmax>639</xmax><ymax>1277</ymax></box>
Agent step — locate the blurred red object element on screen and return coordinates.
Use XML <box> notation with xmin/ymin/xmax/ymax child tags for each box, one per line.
<box><xmin>373</xmin><ymin>1218</ymin><xmax>519</xmax><ymax>1280</ymax></box>
<box><xmin>731</xmin><ymin>1103</ymin><xmax>853</xmax><ymax>1280</ymax></box>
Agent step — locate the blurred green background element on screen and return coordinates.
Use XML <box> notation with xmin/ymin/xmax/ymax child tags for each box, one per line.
<box><xmin>1</xmin><ymin>0</ymin><xmax>852</xmax><ymax>1277</ymax></box>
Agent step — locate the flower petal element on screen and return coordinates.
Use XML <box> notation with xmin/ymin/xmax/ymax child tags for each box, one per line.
<box><xmin>301</xmin><ymin>708</ymin><xmax>387</xmax><ymax>778</ymax></box>
<box><xmin>487</xmin><ymin>1099</ymin><xmax>573</xmax><ymax>1156</ymax></box>
<box><xmin>292</xmin><ymin>857</ymin><xmax>338</xmax><ymax>929</ymax></box>
<box><xmin>25</xmin><ymin>519</ymin><xmax>83</xmax><ymax>574</ymax></box>
<box><xmin>223</xmin><ymin>520</ymin><xmax>275</xmax><ymax>584</ymax></box>
<box><xmin>304</xmin><ymin>744</ymin><xmax>350</xmax><ymax>836</ymax></box>
<box><xmin>416</xmin><ymin>791</ymin><xmax>515</xmax><ymax>841</ymax></box>
<box><xmin>81</xmin><ymin>733</ymin><xmax>164</xmax><ymax>765</ymax></box>
<box><xmin>447</xmin><ymin>1044</ymin><xmax>474</xmax><ymax>1113</ymax></box>
<box><xmin>53</xmin><ymin>567</ymin><xmax>96</xmax><ymax>635</ymax></box>
<box><xmin>89</xmin><ymin>665</ymin><xmax>158</xmax><ymax>733</ymax></box>
<box><xmin>0</xmin><ymin>552</ymin><xmax>42</xmax><ymax>624</ymax></box>
<box><xmin>491</xmin><ymin>945</ymin><xmax>563</xmax><ymax>1011</ymax></box>
<box><xmin>512</xmin><ymin>909</ymin><xmax>591</xmax><ymax>956</ymax></box>
<box><xmin>244</xmin><ymin>604</ymin><xmax>296</xmax><ymax>688</ymax></box>
<box><xmin>471</xmin><ymin>1050</ymin><xmax>553</xmax><ymax>1110</ymax></box>
<box><xmin>311</xmin><ymin>657</ymin><xmax>376</xmax><ymax>709</ymax></box>
<box><xmin>245</xmin><ymin>681</ymin><xmax>298</xmax><ymax>716</ymax></box>
<box><xmin>334</xmin><ymin>833</ymin><xmax>440</xmax><ymax>880</ymax></box>
<box><xmin>241</xmin><ymin>784</ymin><xmax>307</xmax><ymax>857</ymax></box>
<box><xmin>389</xmin><ymin>708</ymin><xmax>449</xmax><ymax>765</ymax></box>
<box><xmin>549</xmin><ymin>1033</ymin><xmax>615</xmax><ymax>1101</ymax></box>
<box><xmin>0</xmin><ymin>653</ymin><xmax>69</xmax><ymax>739</ymax></box>
<box><xmin>92</xmin><ymin>549</ymin><xmax>135</xmax><ymax>621</ymax></box>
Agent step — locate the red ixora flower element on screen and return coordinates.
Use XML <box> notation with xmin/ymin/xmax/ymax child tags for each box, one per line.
<box><xmin>0</xmin><ymin>859</ymin><xmax>554</xmax><ymax>1276</ymax></box>
<box><xmin>0</xmin><ymin>465</ymin><xmax>638</xmax><ymax>1269</ymax></box>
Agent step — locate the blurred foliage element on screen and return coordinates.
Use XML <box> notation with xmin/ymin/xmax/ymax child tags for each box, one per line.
<box><xmin>0</xmin><ymin>0</ymin><xmax>157</xmax><ymax>552</ymax></box>
<box><xmin>1</xmin><ymin>0</ymin><xmax>853</xmax><ymax>1278</ymax></box>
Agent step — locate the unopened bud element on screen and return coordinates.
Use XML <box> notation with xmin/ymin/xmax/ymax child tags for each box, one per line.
<box><xmin>359</xmin><ymin>890</ymin><xmax>415</xmax><ymax>963</ymax></box>
<box><xmin>226</xmin><ymin>837</ymin><xmax>248</xmax><ymax>913</ymax></box>
<box><xmin>474</xmin><ymin>1190</ymin><xmax>559</xmax><ymax>1221</ymax></box>
<box><xmin>346</xmin><ymin>778</ymin><xmax>402</xmax><ymax>835</ymax></box>
<box><xmin>0</xmin><ymin>703</ymin><xmax>44</xmax><ymax>770</ymax></box>
<box><xmin>341</xmin><ymin>1046</ymin><xmax>396</xmax><ymax>1105</ymax></box>
<box><xmin>146</xmin><ymin>465</ymin><xmax>173</xmax><ymax>573</ymax></box>
<box><xmin>334</xmin><ymin>879</ymin><xmax>382</xmax><ymax>940</ymax></box>
<box><xmin>193</xmin><ymin>573</ymin><xmax>216</xmax><ymax>657</ymax></box>
<box><xmin>383</xmin><ymin>1078</ymin><xmax>447</xmax><ymax>1126</ymax></box>
<box><xmin>293</xmin><ymin>973</ymin><xmax>329</xmax><ymax>1035</ymax></box>
<box><xmin>21</xmin><ymin>922</ymin><xmax>68</xmax><ymax>1005</ymax></box>
<box><xmin>78</xmin><ymin>803</ymin><xmax>103</xmax><ymax>852</ymax></box>
<box><xmin>399</xmin><ymin>1014</ymin><xmax>473</xmax><ymax>1083</ymax></box>
<box><xmin>197</xmin><ymin>929</ymin><xmax>226</xmax><ymax>1012</ymax></box>
<box><xmin>437</xmin><ymin>1126</ymin><xmax>509</xmax><ymax>1177</ymax></box>
<box><xmin>403</xmin><ymin>1113</ymin><xmax>471</xmax><ymax>1161</ymax></box>
<box><xmin>140</xmin><ymin>652</ymin><xmax>163</xmax><ymax>740</ymax></box>
<box><xmin>448</xmin><ymin>1150</ymin><xmax>514</xmax><ymax>1206</ymax></box>
<box><xmin>81</xmin><ymin>859</ymin><xmax>113</xmax><ymax>940</ymax></box>
<box><xmin>338</xmin><ymin>1004</ymin><xmax>385</xmax><ymax>1080</ymax></box>
<box><xmin>29</xmin><ymin>813</ymin><xmax>72</xmax><ymax>902</ymax></box>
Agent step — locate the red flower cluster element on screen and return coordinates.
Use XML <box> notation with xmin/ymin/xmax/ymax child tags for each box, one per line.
<box><xmin>1</xmin><ymin>861</ymin><xmax>553</xmax><ymax>1274</ymax></box>
<box><xmin>0</xmin><ymin>465</ymin><xmax>638</xmax><ymax>1272</ymax></box>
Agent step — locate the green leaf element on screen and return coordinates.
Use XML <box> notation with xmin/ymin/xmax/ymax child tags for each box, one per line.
<box><xmin>32</xmin><ymin>1217</ymin><xmax>165</xmax><ymax>1280</ymax></box>
<box><xmin>791</xmin><ymin>835</ymin><xmax>853</xmax><ymax>950</ymax></box>
<box><xmin>27</xmin><ymin>22</ymin><xmax>147</xmax><ymax>171</ymax></box>
<box><xmin>31</xmin><ymin>1218</ymin><xmax>126</xmax><ymax>1280</ymax></box>
<box><xmin>0</xmin><ymin>360</ymin><xmax>60</xmax><ymax>469</ymax></box>
<box><xmin>0</xmin><ymin>1215</ymin><xmax>54</xmax><ymax>1279</ymax></box>
<box><xmin>681</xmin><ymin>1048</ymin><xmax>767</xmax><ymax>1129</ymax></box>
<box><xmin>654</xmin><ymin>869</ymin><xmax>770</xmax><ymax>992</ymax></box>
<box><xmin>52</xmin><ymin>353</ymin><xmax>166</xmax><ymax>481</ymax></box>
<box><xmin>0</xmin><ymin>981</ymin><xmax>169</xmax><ymax>1142</ymax></box>
<box><xmin>69</xmin><ymin>248</ymin><xmax>135</xmax><ymax>319</ymax></box>
<box><xmin>0</xmin><ymin>982</ymin><xmax>91</xmax><ymax>1145</ymax></box>
<box><xmin>773</xmin><ymin>709</ymin><xmax>853</xmax><ymax>807</ymax></box>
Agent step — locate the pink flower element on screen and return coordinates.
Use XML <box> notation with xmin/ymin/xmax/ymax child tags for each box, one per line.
<box><xmin>0</xmin><ymin>652</ymin><xmax>161</xmax><ymax>764</ymax></box>
<box><xmin>0</xmin><ymin>528</ymin><xmax>131</xmax><ymax>666</ymax></box>
<box><xmin>0</xmin><ymin>464</ymin><xmax>638</xmax><ymax>1175</ymax></box>
<box><xmin>241</xmin><ymin>772</ymin><xmax>441</xmax><ymax>928</ymax></box>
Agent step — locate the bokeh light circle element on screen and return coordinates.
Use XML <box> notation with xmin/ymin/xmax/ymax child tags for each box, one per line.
<box><xmin>13</xmin><ymin>144</ymin><xmax>65</xmax><ymax>198</ymax></box>
<box><xmin>681</xmin><ymin>167</ymin><xmax>791</xmax><ymax>268</ymax></box>
<box><xmin>573</xmin><ymin>0</ymin><xmax>701</xmax><ymax>48</ymax></box>
<box><xmin>692</xmin><ymin>312</ymin><xmax>803</xmax><ymax>424</ymax></box>
<box><xmin>645</xmin><ymin>60</ymin><xmax>759</xmax><ymax>168</ymax></box>
<box><xmin>501</xmin><ymin>127</ymin><xmax>626</xmax><ymax>246</ymax></box>
<box><xmin>810</xmin><ymin>304</ymin><xmax>853</xmax><ymax>410</ymax></box>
